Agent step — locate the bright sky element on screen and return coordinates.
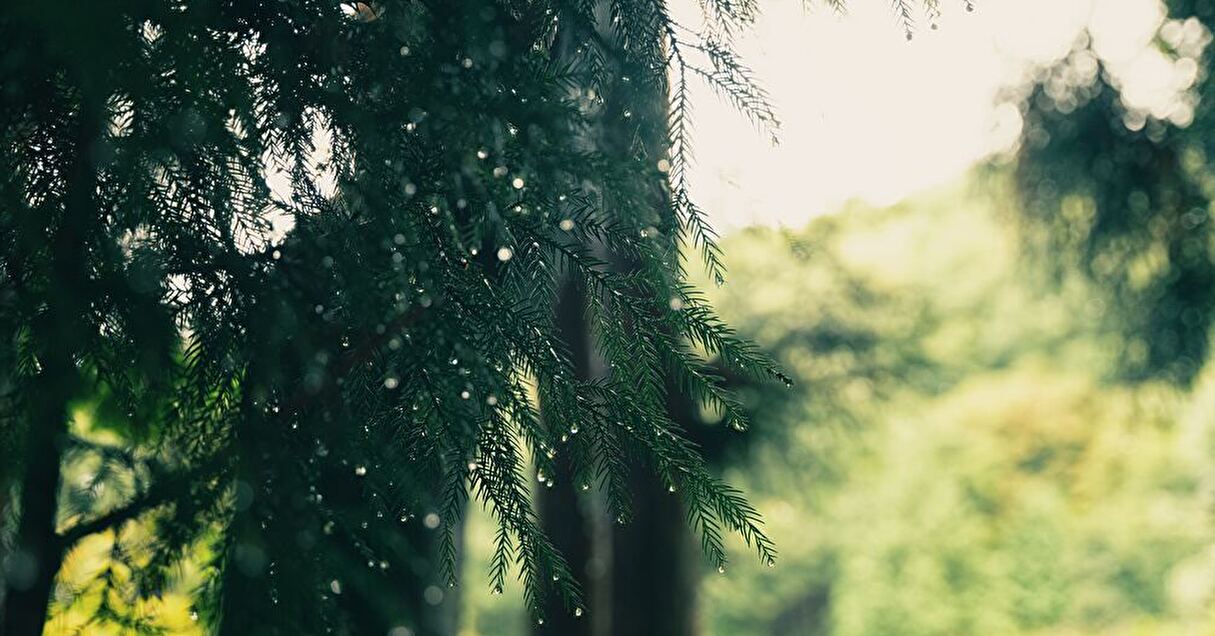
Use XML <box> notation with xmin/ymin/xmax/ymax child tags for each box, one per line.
<box><xmin>674</xmin><ymin>0</ymin><xmax>1198</xmax><ymax>229</ymax></box>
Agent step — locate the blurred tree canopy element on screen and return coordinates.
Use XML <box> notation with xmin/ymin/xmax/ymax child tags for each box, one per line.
<box><xmin>691</xmin><ymin>182</ymin><xmax>1215</xmax><ymax>636</ymax></box>
<box><xmin>1014</xmin><ymin>0</ymin><xmax>1215</xmax><ymax>384</ymax></box>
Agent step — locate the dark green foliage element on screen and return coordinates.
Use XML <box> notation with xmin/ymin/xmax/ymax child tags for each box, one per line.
<box><xmin>0</xmin><ymin>0</ymin><xmax>789</xmax><ymax>632</ymax></box>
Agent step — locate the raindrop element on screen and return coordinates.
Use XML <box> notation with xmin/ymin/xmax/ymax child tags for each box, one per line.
<box><xmin>574</xmin><ymin>608</ymin><xmax>583</xmax><ymax>618</ymax></box>
<box><xmin>355</xmin><ymin>465</ymin><xmax>367</xmax><ymax>476</ymax></box>
<box><xmin>511</xmin><ymin>177</ymin><xmax>525</xmax><ymax>189</ymax></box>
<box><xmin>559</xmin><ymin>219</ymin><xmax>575</xmax><ymax>231</ymax></box>
<box><xmin>497</xmin><ymin>247</ymin><xmax>514</xmax><ymax>262</ymax></box>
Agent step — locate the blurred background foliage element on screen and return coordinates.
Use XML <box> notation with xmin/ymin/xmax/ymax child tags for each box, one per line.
<box><xmin>459</xmin><ymin>174</ymin><xmax>1215</xmax><ymax>635</ymax></box>
<box><xmin>697</xmin><ymin>179</ymin><xmax>1215</xmax><ymax>636</ymax></box>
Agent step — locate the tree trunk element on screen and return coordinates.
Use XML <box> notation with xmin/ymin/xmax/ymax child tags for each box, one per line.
<box><xmin>608</xmin><ymin>387</ymin><xmax>701</xmax><ymax>636</ymax></box>
<box><xmin>1</xmin><ymin>91</ymin><xmax>100</xmax><ymax>636</ymax></box>
<box><xmin>1</xmin><ymin>398</ymin><xmax>68</xmax><ymax>636</ymax></box>
<box><xmin>536</xmin><ymin>279</ymin><xmax>600</xmax><ymax>636</ymax></box>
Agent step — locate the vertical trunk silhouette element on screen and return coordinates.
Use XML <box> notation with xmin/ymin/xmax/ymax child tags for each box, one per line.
<box><xmin>609</xmin><ymin>464</ymin><xmax>699</xmax><ymax>636</ymax></box>
<box><xmin>1</xmin><ymin>89</ymin><xmax>101</xmax><ymax>636</ymax></box>
<box><xmin>536</xmin><ymin>2</ymin><xmax>704</xmax><ymax>633</ymax></box>
<box><xmin>536</xmin><ymin>280</ymin><xmax>600</xmax><ymax>636</ymax></box>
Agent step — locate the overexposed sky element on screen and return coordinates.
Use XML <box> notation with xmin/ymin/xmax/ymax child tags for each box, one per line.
<box><xmin>674</xmin><ymin>0</ymin><xmax>1198</xmax><ymax>229</ymax></box>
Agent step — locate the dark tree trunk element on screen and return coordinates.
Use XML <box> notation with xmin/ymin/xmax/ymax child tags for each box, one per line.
<box><xmin>536</xmin><ymin>279</ymin><xmax>600</xmax><ymax>636</ymax></box>
<box><xmin>609</xmin><ymin>477</ymin><xmax>698</xmax><ymax>636</ymax></box>
<box><xmin>1</xmin><ymin>397</ymin><xmax>68</xmax><ymax>636</ymax></box>
<box><xmin>535</xmin><ymin>1</ymin><xmax>704</xmax><ymax>633</ymax></box>
<box><xmin>608</xmin><ymin>387</ymin><xmax>701</xmax><ymax>636</ymax></box>
<box><xmin>1</xmin><ymin>90</ymin><xmax>101</xmax><ymax>636</ymax></box>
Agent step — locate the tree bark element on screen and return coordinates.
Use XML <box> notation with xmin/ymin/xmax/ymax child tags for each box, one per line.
<box><xmin>608</xmin><ymin>384</ymin><xmax>701</xmax><ymax>636</ymax></box>
<box><xmin>1</xmin><ymin>92</ymin><xmax>100</xmax><ymax>636</ymax></box>
<box><xmin>536</xmin><ymin>280</ymin><xmax>599</xmax><ymax>636</ymax></box>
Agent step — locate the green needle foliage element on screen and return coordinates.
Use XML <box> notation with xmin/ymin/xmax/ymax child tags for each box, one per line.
<box><xmin>0</xmin><ymin>0</ymin><xmax>793</xmax><ymax>633</ymax></box>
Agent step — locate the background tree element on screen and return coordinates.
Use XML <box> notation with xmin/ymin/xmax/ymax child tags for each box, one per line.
<box><xmin>1013</xmin><ymin>0</ymin><xmax>1215</xmax><ymax>384</ymax></box>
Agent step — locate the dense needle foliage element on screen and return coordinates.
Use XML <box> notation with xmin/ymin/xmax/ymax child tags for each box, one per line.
<box><xmin>0</xmin><ymin>0</ymin><xmax>792</xmax><ymax>633</ymax></box>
